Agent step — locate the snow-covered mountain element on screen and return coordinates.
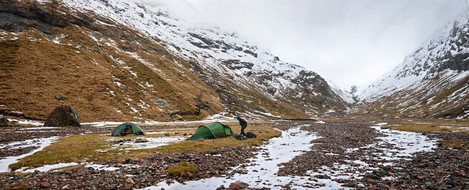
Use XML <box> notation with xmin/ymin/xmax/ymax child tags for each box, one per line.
<box><xmin>0</xmin><ymin>0</ymin><xmax>348</xmax><ymax>121</ymax></box>
<box><xmin>358</xmin><ymin>11</ymin><xmax>469</xmax><ymax>119</ymax></box>
<box><xmin>61</xmin><ymin>0</ymin><xmax>347</xmax><ymax>118</ymax></box>
<box><xmin>328</xmin><ymin>81</ymin><xmax>355</xmax><ymax>104</ymax></box>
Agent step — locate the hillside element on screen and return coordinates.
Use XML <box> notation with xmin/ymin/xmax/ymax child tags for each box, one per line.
<box><xmin>0</xmin><ymin>0</ymin><xmax>225</xmax><ymax>122</ymax></box>
<box><xmin>0</xmin><ymin>0</ymin><xmax>348</xmax><ymax>122</ymax></box>
<box><xmin>357</xmin><ymin>11</ymin><xmax>469</xmax><ymax>119</ymax></box>
<box><xmin>62</xmin><ymin>0</ymin><xmax>348</xmax><ymax>119</ymax></box>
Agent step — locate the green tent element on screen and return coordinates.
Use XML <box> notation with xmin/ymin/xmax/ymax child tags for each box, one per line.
<box><xmin>187</xmin><ymin>122</ymin><xmax>233</xmax><ymax>140</ymax></box>
<box><xmin>111</xmin><ymin>122</ymin><xmax>145</xmax><ymax>136</ymax></box>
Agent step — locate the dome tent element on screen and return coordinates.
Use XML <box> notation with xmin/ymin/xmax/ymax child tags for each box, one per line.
<box><xmin>111</xmin><ymin>122</ymin><xmax>145</xmax><ymax>136</ymax></box>
<box><xmin>187</xmin><ymin>122</ymin><xmax>233</xmax><ymax>140</ymax></box>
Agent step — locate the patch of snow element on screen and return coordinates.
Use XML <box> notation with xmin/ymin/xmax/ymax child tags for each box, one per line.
<box><xmin>52</xmin><ymin>34</ymin><xmax>67</xmax><ymax>44</ymax></box>
<box><xmin>5</xmin><ymin>118</ymin><xmax>44</xmax><ymax>126</ymax></box>
<box><xmin>85</xmin><ymin>164</ymin><xmax>120</xmax><ymax>171</ymax></box>
<box><xmin>368</xmin><ymin>125</ymin><xmax>437</xmax><ymax>160</ymax></box>
<box><xmin>145</xmin><ymin>82</ymin><xmax>154</xmax><ymax>88</ymax></box>
<box><xmin>81</xmin><ymin>121</ymin><xmax>124</xmax><ymax>127</ymax></box>
<box><xmin>16</xmin><ymin>162</ymin><xmax>78</xmax><ymax>173</ymax></box>
<box><xmin>95</xmin><ymin>136</ymin><xmax>183</xmax><ymax>152</ymax></box>
<box><xmin>0</xmin><ymin>136</ymin><xmax>59</xmax><ymax>173</ymax></box>
<box><xmin>251</xmin><ymin>110</ymin><xmax>282</xmax><ymax>119</ymax></box>
<box><xmin>17</xmin><ymin>127</ymin><xmax>60</xmax><ymax>130</ymax></box>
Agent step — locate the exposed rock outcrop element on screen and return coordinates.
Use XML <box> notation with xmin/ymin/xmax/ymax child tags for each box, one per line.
<box><xmin>44</xmin><ymin>105</ymin><xmax>80</xmax><ymax>127</ymax></box>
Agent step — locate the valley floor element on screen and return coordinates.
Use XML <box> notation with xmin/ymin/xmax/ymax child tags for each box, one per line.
<box><xmin>0</xmin><ymin>119</ymin><xmax>468</xmax><ymax>189</ymax></box>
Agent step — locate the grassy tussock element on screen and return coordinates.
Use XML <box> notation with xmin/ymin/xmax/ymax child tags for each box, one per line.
<box><xmin>381</xmin><ymin>124</ymin><xmax>453</xmax><ymax>133</ymax></box>
<box><xmin>442</xmin><ymin>139</ymin><xmax>469</xmax><ymax>150</ymax></box>
<box><xmin>167</xmin><ymin>162</ymin><xmax>198</xmax><ymax>177</ymax></box>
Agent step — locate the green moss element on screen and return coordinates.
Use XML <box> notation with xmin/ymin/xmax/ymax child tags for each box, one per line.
<box><xmin>167</xmin><ymin>162</ymin><xmax>198</xmax><ymax>177</ymax></box>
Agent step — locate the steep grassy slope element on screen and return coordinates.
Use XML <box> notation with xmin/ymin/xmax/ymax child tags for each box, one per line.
<box><xmin>0</xmin><ymin>0</ymin><xmax>224</xmax><ymax>122</ymax></box>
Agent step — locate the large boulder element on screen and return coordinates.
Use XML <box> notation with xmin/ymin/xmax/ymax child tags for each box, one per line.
<box><xmin>44</xmin><ymin>105</ymin><xmax>80</xmax><ymax>127</ymax></box>
<box><xmin>0</xmin><ymin>118</ymin><xmax>9</xmax><ymax>127</ymax></box>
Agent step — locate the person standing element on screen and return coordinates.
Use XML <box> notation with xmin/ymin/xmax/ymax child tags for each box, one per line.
<box><xmin>236</xmin><ymin>116</ymin><xmax>247</xmax><ymax>136</ymax></box>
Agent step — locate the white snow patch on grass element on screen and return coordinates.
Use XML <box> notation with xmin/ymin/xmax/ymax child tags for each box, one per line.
<box><xmin>81</xmin><ymin>121</ymin><xmax>125</xmax><ymax>127</ymax></box>
<box><xmin>95</xmin><ymin>136</ymin><xmax>183</xmax><ymax>152</ymax></box>
<box><xmin>85</xmin><ymin>163</ymin><xmax>120</xmax><ymax>171</ymax></box>
<box><xmin>6</xmin><ymin>118</ymin><xmax>44</xmax><ymax>126</ymax></box>
<box><xmin>0</xmin><ymin>136</ymin><xmax>59</xmax><ymax>173</ymax></box>
<box><xmin>16</xmin><ymin>162</ymin><xmax>78</xmax><ymax>173</ymax></box>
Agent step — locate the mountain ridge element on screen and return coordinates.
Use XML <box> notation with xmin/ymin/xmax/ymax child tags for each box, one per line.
<box><xmin>357</xmin><ymin>10</ymin><xmax>469</xmax><ymax>119</ymax></box>
<box><xmin>0</xmin><ymin>0</ymin><xmax>348</xmax><ymax>122</ymax></box>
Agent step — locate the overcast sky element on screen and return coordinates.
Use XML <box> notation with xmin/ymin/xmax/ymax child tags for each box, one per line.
<box><xmin>153</xmin><ymin>0</ymin><xmax>467</xmax><ymax>90</ymax></box>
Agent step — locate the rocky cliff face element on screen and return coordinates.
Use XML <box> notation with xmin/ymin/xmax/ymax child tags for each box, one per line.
<box><xmin>0</xmin><ymin>0</ymin><xmax>348</xmax><ymax>121</ymax></box>
<box><xmin>357</xmin><ymin>11</ymin><xmax>469</xmax><ymax>119</ymax></box>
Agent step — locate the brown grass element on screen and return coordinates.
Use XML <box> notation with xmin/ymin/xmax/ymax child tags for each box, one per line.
<box><xmin>0</xmin><ymin>15</ymin><xmax>224</xmax><ymax>122</ymax></box>
<box><xmin>380</xmin><ymin>119</ymin><xmax>469</xmax><ymax>134</ymax></box>
<box><xmin>9</xmin><ymin>124</ymin><xmax>279</xmax><ymax>170</ymax></box>
<box><xmin>155</xmin><ymin>125</ymin><xmax>281</xmax><ymax>154</ymax></box>
<box><xmin>442</xmin><ymin>139</ymin><xmax>469</xmax><ymax>150</ymax></box>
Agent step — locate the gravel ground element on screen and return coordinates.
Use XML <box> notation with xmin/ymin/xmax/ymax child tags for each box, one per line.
<box><xmin>1</xmin><ymin>147</ymin><xmax>255</xmax><ymax>189</ymax></box>
<box><xmin>275</xmin><ymin>120</ymin><xmax>469</xmax><ymax>189</ymax></box>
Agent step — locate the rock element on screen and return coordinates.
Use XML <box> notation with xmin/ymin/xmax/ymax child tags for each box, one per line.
<box><xmin>40</xmin><ymin>182</ymin><xmax>50</xmax><ymax>188</ymax></box>
<box><xmin>0</xmin><ymin>118</ymin><xmax>8</xmax><ymax>127</ymax></box>
<box><xmin>228</xmin><ymin>181</ymin><xmax>248</xmax><ymax>190</ymax></box>
<box><xmin>135</xmin><ymin>137</ymin><xmax>148</xmax><ymax>143</ymax></box>
<box><xmin>315</xmin><ymin>174</ymin><xmax>330</xmax><ymax>179</ymax></box>
<box><xmin>44</xmin><ymin>105</ymin><xmax>80</xmax><ymax>127</ymax></box>
<box><xmin>228</xmin><ymin>182</ymin><xmax>240</xmax><ymax>190</ymax></box>
<box><xmin>245</xmin><ymin>132</ymin><xmax>257</xmax><ymax>138</ymax></box>
<box><xmin>55</xmin><ymin>95</ymin><xmax>66</xmax><ymax>100</ymax></box>
<box><xmin>125</xmin><ymin>178</ymin><xmax>134</xmax><ymax>184</ymax></box>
